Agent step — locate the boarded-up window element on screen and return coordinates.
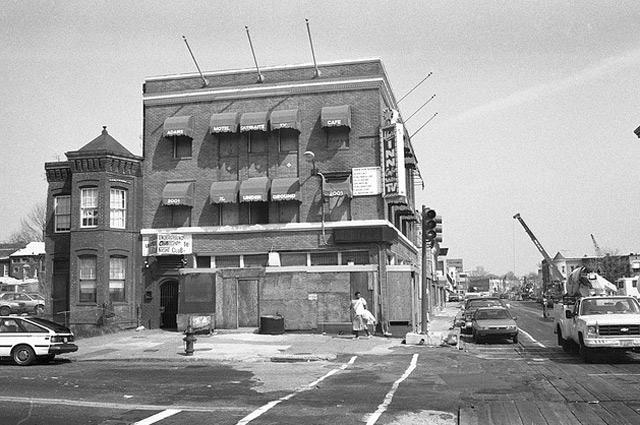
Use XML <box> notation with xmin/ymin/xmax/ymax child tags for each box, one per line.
<box><xmin>196</xmin><ymin>256</ymin><xmax>211</xmax><ymax>268</ymax></box>
<box><xmin>310</xmin><ymin>252</ymin><xmax>339</xmax><ymax>266</ymax></box>
<box><xmin>280</xmin><ymin>252</ymin><xmax>307</xmax><ymax>266</ymax></box>
<box><xmin>341</xmin><ymin>251</ymin><xmax>370</xmax><ymax>265</ymax></box>
<box><xmin>216</xmin><ymin>255</ymin><xmax>240</xmax><ymax>268</ymax></box>
<box><xmin>244</xmin><ymin>254</ymin><xmax>268</xmax><ymax>267</ymax></box>
<box><xmin>185</xmin><ymin>276</ymin><xmax>214</xmax><ymax>302</ymax></box>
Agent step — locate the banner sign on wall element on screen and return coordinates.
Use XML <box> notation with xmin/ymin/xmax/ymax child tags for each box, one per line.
<box><xmin>352</xmin><ymin>167</ymin><xmax>382</xmax><ymax>196</ymax></box>
<box><xmin>380</xmin><ymin>123</ymin><xmax>406</xmax><ymax>197</ymax></box>
<box><xmin>147</xmin><ymin>233</ymin><xmax>192</xmax><ymax>256</ymax></box>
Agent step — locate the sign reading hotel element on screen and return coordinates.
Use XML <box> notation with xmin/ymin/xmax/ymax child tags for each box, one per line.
<box><xmin>380</xmin><ymin>123</ymin><xmax>406</xmax><ymax>197</ymax></box>
<box><xmin>148</xmin><ymin>233</ymin><xmax>192</xmax><ymax>256</ymax></box>
<box><xmin>352</xmin><ymin>167</ymin><xmax>382</xmax><ymax>196</ymax></box>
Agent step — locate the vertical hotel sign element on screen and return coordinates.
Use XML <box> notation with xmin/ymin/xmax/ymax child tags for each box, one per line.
<box><xmin>381</xmin><ymin>123</ymin><xmax>406</xmax><ymax>197</ymax></box>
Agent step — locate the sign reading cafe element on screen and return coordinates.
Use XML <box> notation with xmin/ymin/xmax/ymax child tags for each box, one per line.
<box><xmin>380</xmin><ymin>123</ymin><xmax>406</xmax><ymax>198</ymax></box>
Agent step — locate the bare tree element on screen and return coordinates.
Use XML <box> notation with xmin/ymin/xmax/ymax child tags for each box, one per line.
<box><xmin>7</xmin><ymin>200</ymin><xmax>46</xmax><ymax>244</ymax></box>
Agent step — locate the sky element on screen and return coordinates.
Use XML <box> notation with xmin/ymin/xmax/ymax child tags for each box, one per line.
<box><xmin>2</xmin><ymin>1</ymin><xmax>640</xmax><ymax>276</ymax></box>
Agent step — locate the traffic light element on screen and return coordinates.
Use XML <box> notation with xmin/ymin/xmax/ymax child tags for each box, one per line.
<box><xmin>422</xmin><ymin>207</ymin><xmax>437</xmax><ymax>245</ymax></box>
<box><xmin>434</xmin><ymin>215</ymin><xmax>443</xmax><ymax>245</ymax></box>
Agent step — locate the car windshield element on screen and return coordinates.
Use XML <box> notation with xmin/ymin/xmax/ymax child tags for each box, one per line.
<box><xmin>468</xmin><ymin>299</ymin><xmax>502</xmax><ymax>309</ymax></box>
<box><xmin>475</xmin><ymin>309</ymin><xmax>511</xmax><ymax>320</ymax></box>
<box><xmin>581</xmin><ymin>298</ymin><xmax>640</xmax><ymax>315</ymax></box>
<box><xmin>28</xmin><ymin>317</ymin><xmax>71</xmax><ymax>333</ymax></box>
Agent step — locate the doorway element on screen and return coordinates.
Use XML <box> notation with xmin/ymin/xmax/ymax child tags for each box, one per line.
<box><xmin>237</xmin><ymin>279</ymin><xmax>258</xmax><ymax>327</ymax></box>
<box><xmin>160</xmin><ymin>280</ymin><xmax>178</xmax><ymax>329</ymax></box>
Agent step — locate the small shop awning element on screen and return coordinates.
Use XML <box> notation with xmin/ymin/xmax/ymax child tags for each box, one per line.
<box><xmin>270</xmin><ymin>109</ymin><xmax>301</xmax><ymax>131</ymax></box>
<box><xmin>240</xmin><ymin>111</ymin><xmax>269</xmax><ymax>132</ymax></box>
<box><xmin>321</xmin><ymin>105</ymin><xmax>351</xmax><ymax>128</ymax></box>
<box><xmin>210</xmin><ymin>112</ymin><xmax>240</xmax><ymax>133</ymax></box>
<box><xmin>163</xmin><ymin>116</ymin><xmax>195</xmax><ymax>138</ymax></box>
<box><xmin>162</xmin><ymin>182</ymin><xmax>194</xmax><ymax>207</ymax></box>
<box><xmin>209</xmin><ymin>180</ymin><xmax>240</xmax><ymax>204</ymax></box>
<box><xmin>240</xmin><ymin>177</ymin><xmax>271</xmax><ymax>202</ymax></box>
<box><xmin>322</xmin><ymin>174</ymin><xmax>352</xmax><ymax>198</ymax></box>
<box><xmin>271</xmin><ymin>177</ymin><xmax>300</xmax><ymax>201</ymax></box>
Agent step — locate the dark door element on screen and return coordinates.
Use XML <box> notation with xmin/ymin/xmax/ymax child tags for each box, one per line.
<box><xmin>238</xmin><ymin>279</ymin><xmax>258</xmax><ymax>327</ymax></box>
<box><xmin>52</xmin><ymin>260</ymin><xmax>69</xmax><ymax>326</ymax></box>
<box><xmin>160</xmin><ymin>280</ymin><xmax>178</xmax><ymax>329</ymax></box>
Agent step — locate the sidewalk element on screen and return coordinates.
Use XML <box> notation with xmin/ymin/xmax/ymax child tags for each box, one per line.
<box><xmin>65</xmin><ymin>305</ymin><xmax>460</xmax><ymax>363</ymax></box>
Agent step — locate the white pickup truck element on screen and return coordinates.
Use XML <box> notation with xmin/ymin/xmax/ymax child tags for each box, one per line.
<box><xmin>554</xmin><ymin>295</ymin><xmax>640</xmax><ymax>362</ymax></box>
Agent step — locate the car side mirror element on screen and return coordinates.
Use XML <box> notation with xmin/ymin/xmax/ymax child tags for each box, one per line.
<box><xmin>565</xmin><ymin>310</ymin><xmax>573</xmax><ymax>319</ymax></box>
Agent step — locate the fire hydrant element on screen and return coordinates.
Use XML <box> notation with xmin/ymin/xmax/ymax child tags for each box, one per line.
<box><xmin>183</xmin><ymin>325</ymin><xmax>197</xmax><ymax>356</ymax></box>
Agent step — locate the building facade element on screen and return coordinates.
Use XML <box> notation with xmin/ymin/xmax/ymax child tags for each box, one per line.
<box><xmin>45</xmin><ymin>58</ymin><xmax>424</xmax><ymax>335</ymax></box>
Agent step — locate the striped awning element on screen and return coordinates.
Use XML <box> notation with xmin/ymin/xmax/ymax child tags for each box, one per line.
<box><xmin>163</xmin><ymin>116</ymin><xmax>195</xmax><ymax>138</ymax></box>
<box><xmin>209</xmin><ymin>180</ymin><xmax>239</xmax><ymax>204</ymax></box>
<box><xmin>240</xmin><ymin>111</ymin><xmax>269</xmax><ymax>132</ymax></box>
<box><xmin>162</xmin><ymin>182</ymin><xmax>194</xmax><ymax>207</ymax></box>
<box><xmin>270</xmin><ymin>178</ymin><xmax>300</xmax><ymax>201</ymax></box>
<box><xmin>270</xmin><ymin>109</ymin><xmax>301</xmax><ymax>131</ymax></box>
<box><xmin>321</xmin><ymin>105</ymin><xmax>351</xmax><ymax>128</ymax></box>
<box><xmin>240</xmin><ymin>177</ymin><xmax>271</xmax><ymax>202</ymax></box>
<box><xmin>210</xmin><ymin>112</ymin><xmax>240</xmax><ymax>133</ymax></box>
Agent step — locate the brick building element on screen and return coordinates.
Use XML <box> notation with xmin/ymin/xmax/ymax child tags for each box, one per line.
<box><xmin>45</xmin><ymin>58</ymin><xmax>424</xmax><ymax>335</ymax></box>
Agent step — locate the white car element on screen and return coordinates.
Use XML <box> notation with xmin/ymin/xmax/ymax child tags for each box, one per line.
<box><xmin>0</xmin><ymin>316</ymin><xmax>78</xmax><ymax>365</ymax></box>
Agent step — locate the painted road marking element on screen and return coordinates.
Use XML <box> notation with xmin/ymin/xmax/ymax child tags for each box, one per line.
<box><xmin>0</xmin><ymin>396</ymin><xmax>243</xmax><ymax>413</ymax></box>
<box><xmin>365</xmin><ymin>353</ymin><xmax>419</xmax><ymax>425</ymax></box>
<box><xmin>518</xmin><ymin>328</ymin><xmax>546</xmax><ymax>348</ymax></box>
<box><xmin>133</xmin><ymin>409</ymin><xmax>181</xmax><ymax>425</ymax></box>
<box><xmin>236</xmin><ymin>355</ymin><xmax>358</xmax><ymax>425</ymax></box>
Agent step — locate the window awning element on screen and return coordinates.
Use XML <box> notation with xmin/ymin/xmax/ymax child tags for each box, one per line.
<box><xmin>240</xmin><ymin>111</ymin><xmax>269</xmax><ymax>132</ymax></box>
<box><xmin>271</xmin><ymin>178</ymin><xmax>300</xmax><ymax>201</ymax></box>
<box><xmin>210</xmin><ymin>112</ymin><xmax>240</xmax><ymax>133</ymax></box>
<box><xmin>209</xmin><ymin>180</ymin><xmax>240</xmax><ymax>204</ymax></box>
<box><xmin>240</xmin><ymin>177</ymin><xmax>271</xmax><ymax>202</ymax></box>
<box><xmin>321</xmin><ymin>105</ymin><xmax>351</xmax><ymax>128</ymax></box>
<box><xmin>270</xmin><ymin>109</ymin><xmax>301</xmax><ymax>131</ymax></box>
<box><xmin>162</xmin><ymin>182</ymin><xmax>194</xmax><ymax>207</ymax></box>
<box><xmin>322</xmin><ymin>174</ymin><xmax>352</xmax><ymax>198</ymax></box>
<box><xmin>163</xmin><ymin>116</ymin><xmax>195</xmax><ymax>138</ymax></box>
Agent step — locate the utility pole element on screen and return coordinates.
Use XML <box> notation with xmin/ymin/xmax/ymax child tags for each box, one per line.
<box><xmin>421</xmin><ymin>205</ymin><xmax>430</xmax><ymax>332</ymax></box>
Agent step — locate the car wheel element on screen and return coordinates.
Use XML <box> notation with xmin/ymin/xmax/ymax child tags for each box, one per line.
<box><xmin>12</xmin><ymin>345</ymin><xmax>36</xmax><ymax>366</ymax></box>
<box><xmin>0</xmin><ymin>306</ymin><xmax>10</xmax><ymax>316</ymax></box>
<box><xmin>35</xmin><ymin>305</ymin><xmax>45</xmax><ymax>315</ymax></box>
<box><xmin>579</xmin><ymin>335</ymin><xmax>593</xmax><ymax>363</ymax></box>
<box><xmin>513</xmin><ymin>333</ymin><xmax>519</xmax><ymax>344</ymax></box>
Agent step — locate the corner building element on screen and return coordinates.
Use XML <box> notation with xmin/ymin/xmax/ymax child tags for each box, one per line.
<box><xmin>47</xmin><ymin>58</ymin><xmax>423</xmax><ymax>335</ymax></box>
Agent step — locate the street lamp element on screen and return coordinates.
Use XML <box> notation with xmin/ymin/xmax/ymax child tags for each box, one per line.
<box><xmin>303</xmin><ymin>150</ymin><xmax>317</xmax><ymax>174</ymax></box>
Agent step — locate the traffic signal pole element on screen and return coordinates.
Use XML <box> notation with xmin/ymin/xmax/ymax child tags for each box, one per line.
<box><xmin>421</xmin><ymin>205</ymin><xmax>431</xmax><ymax>332</ymax></box>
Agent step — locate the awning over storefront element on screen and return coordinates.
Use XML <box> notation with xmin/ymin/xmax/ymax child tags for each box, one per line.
<box><xmin>321</xmin><ymin>105</ymin><xmax>351</xmax><ymax>128</ymax></box>
<box><xmin>240</xmin><ymin>111</ymin><xmax>269</xmax><ymax>132</ymax></box>
<box><xmin>162</xmin><ymin>182</ymin><xmax>194</xmax><ymax>207</ymax></box>
<box><xmin>240</xmin><ymin>177</ymin><xmax>271</xmax><ymax>202</ymax></box>
<box><xmin>270</xmin><ymin>177</ymin><xmax>300</xmax><ymax>201</ymax></box>
<box><xmin>210</xmin><ymin>112</ymin><xmax>240</xmax><ymax>133</ymax></box>
<box><xmin>163</xmin><ymin>116</ymin><xmax>195</xmax><ymax>138</ymax></box>
<box><xmin>321</xmin><ymin>174</ymin><xmax>352</xmax><ymax>198</ymax></box>
<box><xmin>209</xmin><ymin>180</ymin><xmax>240</xmax><ymax>204</ymax></box>
<box><xmin>270</xmin><ymin>109</ymin><xmax>301</xmax><ymax>131</ymax></box>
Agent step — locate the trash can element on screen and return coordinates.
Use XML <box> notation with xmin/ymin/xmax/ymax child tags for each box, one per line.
<box><xmin>260</xmin><ymin>315</ymin><xmax>284</xmax><ymax>334</ymax></box>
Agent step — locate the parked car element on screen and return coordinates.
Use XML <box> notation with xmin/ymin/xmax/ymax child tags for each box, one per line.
<box><xmin>0</xmin><ymin>316</ymin><xmax>77</xmax><ymax>365</ymax></box>
<box><xmin>459</xmin><ymin>297</ymin><xmax>510</xmax><ymax>334</ymax></box>
<box><xmin>0</xmin><ymin>298</ymin><xmax>20</xmax><ymax>316</ymax></box>
<box><xmin>471</xmin><ymin>307</ymin><xmax>519</xmax><ymax>344</ymax></box>
<box><xmin>0</xmin><ymin>292</ymin><xmax>45</xmax><ymax>315</ymax></box>
<box><xmin>447</xmin><ymin>293</ymin><xmax>461</xmax><ymax>302</ymax></box>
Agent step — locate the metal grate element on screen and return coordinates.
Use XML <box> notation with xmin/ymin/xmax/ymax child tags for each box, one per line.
<box><xmin>599</xmin><ymin>325</ymin><xmax>640</xmax><ymax>336</ymax></box>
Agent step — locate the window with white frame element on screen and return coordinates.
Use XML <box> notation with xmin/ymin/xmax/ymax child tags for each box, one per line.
<box><xmin>109</xmin><ymin>257</ymin><xmax>126</xmax><ymax>302</ymax></box>
<box><xmin>78</xmin><ymin>256</ymin><xmax>97</xmax><ymax>303</ymax></box>
<box><xmin>54</xmin><ymin>195</ymin><xmax>71</xmax><ymax>232</ymax></box>
<box><xmin>110</xmin><ymin>188</ymin><xmax>127</xmax><ymax>229</ymax></box>
<box><xmin>80</xmin><ymin>188</ymin><xmax>98</xmax><ymax>228</ymax></box>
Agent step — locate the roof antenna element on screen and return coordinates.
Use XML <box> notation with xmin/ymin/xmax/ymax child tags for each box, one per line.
<box><xmin>245</xmin><ymin>26</ymin><xmax>265</xmax><ymax>83</ymax></box>
<box><xmin>398</xmin><ymin>72</ymin><xmax>433</xmax><ymax>104</ymax></box>
<box><xmin>305</xmin><ymin>19</ymin><xmax>321</xmax><ymax>78</ymax></box>
<box><xmin>182</xmin><ymin>35</ymin><xmax>209</xmax><ymax>87</ymax></box>
<box><xmin>409</xmin><ymin>112</ymin><xmax>438</xmax><ymax>138</ymax></box>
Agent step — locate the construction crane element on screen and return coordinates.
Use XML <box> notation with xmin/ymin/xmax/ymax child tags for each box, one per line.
<box><xmin>590</xmin><ymin>234</ymin><xmax>603</xmax><ymax>257</ymax></box>
<box><xmin>513</xmin><ymin>213</ymin><xmax>565</xmax><ymax>289</ymax></box>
